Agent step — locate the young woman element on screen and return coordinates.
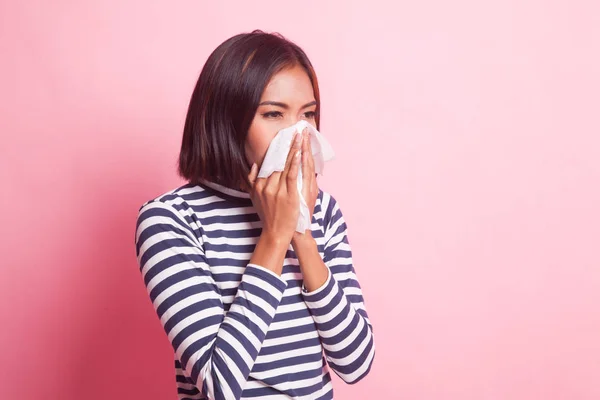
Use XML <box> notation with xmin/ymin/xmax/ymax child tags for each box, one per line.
<box><xmin>135</xmin><ymin>30</ymin><xmax>375</xmax><ymax>400</ymax></box>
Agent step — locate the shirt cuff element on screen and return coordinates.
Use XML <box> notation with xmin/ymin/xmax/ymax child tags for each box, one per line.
<box><xmin>246</xmin><ymin>263</ymin><xmax>288</xmax><ymax>289</ymax></box>
<box><xmin>301</xmin><ymin>267</ymin><xmax>332</xmax><ymax>297</ymax></box>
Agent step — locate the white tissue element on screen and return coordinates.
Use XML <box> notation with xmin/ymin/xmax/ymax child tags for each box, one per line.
<box><xmin>257</xmin><ymin>120</ymin><xmax>335</xmax><ymax>233</ymax></box>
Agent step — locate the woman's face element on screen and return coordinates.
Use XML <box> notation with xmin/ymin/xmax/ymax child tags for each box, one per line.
<box><xmin>245</xmin><ymin>64</ymin><xmax>317</xmax><ymax>171</ymax></box>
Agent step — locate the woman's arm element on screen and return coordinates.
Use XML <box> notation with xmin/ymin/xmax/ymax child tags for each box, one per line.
<box><xmin>294</xmin><ymin>195</ymin><xmax>376</xmax><ymax>384</ymax></box>
<box><xmin>135</xmin><ymin>200</ymin><xmax>288</xmax><ymax>400</ymax></box>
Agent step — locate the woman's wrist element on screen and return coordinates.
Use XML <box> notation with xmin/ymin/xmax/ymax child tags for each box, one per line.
<box><xmin>291</xmin><ymin>232</ymin><xmax>328</xmax><ymax>292</ymax></box>
<box><xmin>249</xmin><ymin>231</ymin><xmax>290</xmax><ymax>275</ymax></box>
<box><xmin>292</xmin><ymin>230</ymin><xmax>315</xmax><ymax>248</ymax></box>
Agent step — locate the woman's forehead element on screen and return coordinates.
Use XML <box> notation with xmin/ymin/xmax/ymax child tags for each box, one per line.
<box><xmin>261</xmin><ymin>66</ymin><xmax>315</xmax><ymax>102</ymax></box>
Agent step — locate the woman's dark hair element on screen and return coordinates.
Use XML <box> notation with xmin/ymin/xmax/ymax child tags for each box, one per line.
<box><xmin>178</xmin><ymin>30</ymin><xmax>321</xmax><ymax>190</ymax></box>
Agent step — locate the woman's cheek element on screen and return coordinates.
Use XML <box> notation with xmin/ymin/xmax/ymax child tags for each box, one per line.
<box><xmin>256</xmin><ymin>146</ymin><xmax>269</xmax><ymax>168</ymax></box>
<box><xmin>244</xmin><ymin>140</ymin><xmax>265</xmax><ymax>167</ymax></box>
<box><xmin>244</xmin><ymin>140</ymin><xmax>259</xmax><ymax>166</ymax></box>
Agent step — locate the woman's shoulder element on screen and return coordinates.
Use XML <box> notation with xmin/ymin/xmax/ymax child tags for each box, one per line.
<box><xmin>138</xmin><ymin>183</ymin><xmax>199</xmax><ymax>209</ymax></box>
<box><xmin>136</xmin><ymin>181</ymin><xmax>254</xmax><ymax>228</ymax></box>
<box><xmin>135</xmin><ymin>183</ymin><xmax>211</xmax><ymax>226</ymax></box>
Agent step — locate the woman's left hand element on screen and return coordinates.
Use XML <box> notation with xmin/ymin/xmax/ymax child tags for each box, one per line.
<box><xmin>293</xmin><ymin>128</ymin><xmax>318</xmax><ymax>242</ymax></box>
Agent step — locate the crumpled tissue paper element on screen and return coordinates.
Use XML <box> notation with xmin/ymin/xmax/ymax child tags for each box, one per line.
<box><xmin>257</xmin><ymin>120</ymin><xmax>335</xmax><ymax>233</ymax></box>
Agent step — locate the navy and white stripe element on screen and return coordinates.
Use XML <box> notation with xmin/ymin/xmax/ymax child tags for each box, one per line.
<box><xmin>135</xmin><ymin>181</ymin><xmax>375</xmax><ymax>399</ymax></box>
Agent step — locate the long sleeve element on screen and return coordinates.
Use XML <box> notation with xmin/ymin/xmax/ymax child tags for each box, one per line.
<box><xmin>135</xmin><ymin>200</ymin><xmax>288</xmax><ymax>400</ymax></box>
<box><xmin>302</xmin><ymin>196</ymin><xmax>375</xmax><ymax>384</ymax></box>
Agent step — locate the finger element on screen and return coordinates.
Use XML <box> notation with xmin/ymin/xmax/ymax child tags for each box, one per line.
<box><xmin>286</xmin><ymin>131</ymin><xmax>303</xmax><ymax>171</ymax></box>
<box><xmin>302</xmin><ymin>130</ymin><xmax>311</xmax><ymax>189</ymax></box>
<box><xmin>286</xmin><ymin>146</ymin><xmax>301</xmax><ymax>195</ymax></box>
<box><xmin>280</xmin><ymin>131</ymin><xmax>303</xmax><ymax>190</ymax></box>
<box><xmin>247</xmin><ymin>163</ymin><xmax>258</xmax><ymax>188</ymax></box>
<box><xmin>266</xmin><ymin>169</ymin><xmax>282</xmax><ymax>189</ymax></box>
<box><xmin>247</xmin><ymin>163</ymin><xmax>260</xmax><ymax>194</ymax></box>
<box><xmin>306</xmin><ymin>130</ymin><xmax>315</xmax><ymax>171</ymax></box>
<box><xmin>266</xmin><ymin>131</ymin><xmax>302</xmax><ymax>191</ymax></box>
<box><xmin>306</xmin><ymin>132</ymin><xmax>319</xmax><ymax>196</ymax></box>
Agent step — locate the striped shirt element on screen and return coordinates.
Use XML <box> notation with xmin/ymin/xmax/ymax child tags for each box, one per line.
<box><xmin>134</xmin><ymin>180</ymin><xmax>375</xmax><ymax>400</ymax></box>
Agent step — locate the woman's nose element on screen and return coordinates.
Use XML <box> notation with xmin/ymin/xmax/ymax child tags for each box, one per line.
<box><xmin>289</xmin><ymin>116</ymin><xmax>309</xmax><ymax>126</ymax></box>
<box><xmin>281</xmin><ymin>119</ymin><xmax>297</xmax><ymax>129</ymax></box>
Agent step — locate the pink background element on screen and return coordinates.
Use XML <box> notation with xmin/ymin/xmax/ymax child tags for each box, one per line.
<box><xmin>2</xmin><ymin>1</ymin><xmax>599</xmax><ymax>399</ymax></box>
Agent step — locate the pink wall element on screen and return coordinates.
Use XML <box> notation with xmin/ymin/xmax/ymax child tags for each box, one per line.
<box><xmin>2</xmin><ymin>1</ymin><xmax>599</xmax><ymax>399</ymax></box>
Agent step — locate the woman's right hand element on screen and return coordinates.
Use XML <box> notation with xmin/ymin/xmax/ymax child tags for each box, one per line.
<box><xmin>247</xmin><ymin>130</ymin><xmax>303</xmax><ymax>244</ymax></box>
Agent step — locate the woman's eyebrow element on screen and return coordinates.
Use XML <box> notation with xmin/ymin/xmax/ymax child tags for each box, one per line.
<box><xmin>258</xmin><ymin>100</ymin><xmax>317</xmax><ymax>109</ymax></box>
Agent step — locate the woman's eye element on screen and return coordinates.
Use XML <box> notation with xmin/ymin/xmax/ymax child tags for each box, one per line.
<box><xmin>262</xmin><ymin>111</ymin><xmax>283</xmax><ymax>119</ymax></box>
<box><xmin>304</xmin><ymin>111</ymin><xmax>316</xmax><ymax>119</ymax></box>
